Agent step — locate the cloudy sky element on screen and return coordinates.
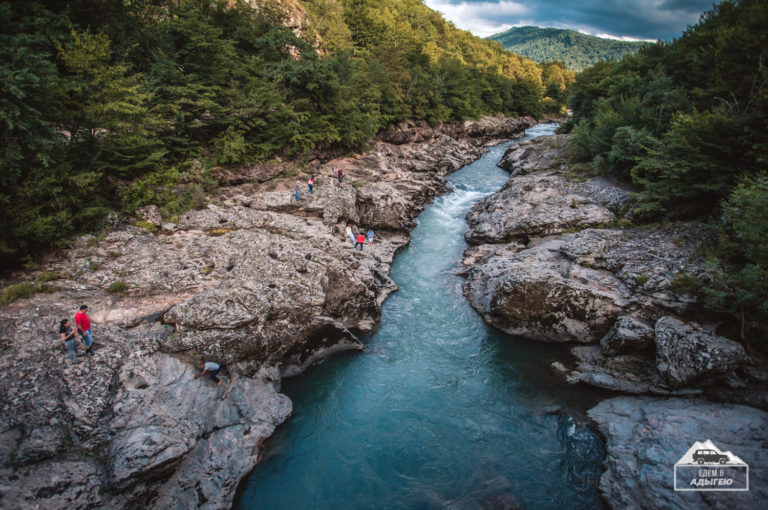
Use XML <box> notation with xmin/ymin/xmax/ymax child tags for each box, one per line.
<box><xmin>423</xmin><ymin>0</ymin><xmax>719</xmax><ymax>41</ymax></box>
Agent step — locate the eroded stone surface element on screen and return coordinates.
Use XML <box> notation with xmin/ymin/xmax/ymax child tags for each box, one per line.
<box><xmin>1</xmin><ymin>115</ymin><xmax>535</xmax><ymax>509</ymax></box>
<box><xmin>655</xmin><ymin>316</ymin><xmax>749</xmax><ymax>389</ymax></box>
<box><xmin>588</xmin><ymin>397</ymin><xmax>768</xmax><ymax>510</ymax></box>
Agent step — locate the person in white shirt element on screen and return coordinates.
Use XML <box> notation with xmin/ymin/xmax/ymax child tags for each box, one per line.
<box><xmin>194</xmin><ymin>361</ymin><xmax>222</xmax><ymax>386</ymax></box>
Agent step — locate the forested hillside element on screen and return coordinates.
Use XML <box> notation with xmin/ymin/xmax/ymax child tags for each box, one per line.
<box><xmin>0</xmin><ymin>0</ymin><xmax>573</xmax><ymax>269</ymax></box>
<box><xmin>488</xmin><ymin>26</ymin><xmax>647</xmax><ymax>71</ymax></box>
<box><xmin>566</xmin><ymin>0</ymin><xmax>768</xmax><ymax>341</ymax></box>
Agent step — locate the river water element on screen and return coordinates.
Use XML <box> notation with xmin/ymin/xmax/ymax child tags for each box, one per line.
<box><xmin>235</xmin><ymin>124</ymin><xmax>607</xmax><ymax>510</ymax></box>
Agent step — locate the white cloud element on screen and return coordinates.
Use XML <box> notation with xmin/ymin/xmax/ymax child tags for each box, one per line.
<box><xmin>424</xmin><ymin>0</ymin><xmax>529</xmax><ymax>37</ymax></box>
<box><xmin>593</xmin><ymin>33</ymin><xmax>658</xmax><ymax>42</ymax></box>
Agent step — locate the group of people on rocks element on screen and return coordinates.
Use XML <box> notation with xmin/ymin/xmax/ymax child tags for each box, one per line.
<box><xmin>58</xmin><ymin>303</ymin><xmax>225</xmax><ymax>386</ymax></box>
<box><xmin>295</xmin><ymin>166</ymin><xmax>345</xmax><ymax>201</ymax></box>
<box><xmin>58</xmin><ymin>305</ymin><xmax>93</xmax><ymax>363</ymax></box>
<box><xmin>345</xmin><ymin>223</ymin><xmax>374</xmax><ymax>251</ymax></box>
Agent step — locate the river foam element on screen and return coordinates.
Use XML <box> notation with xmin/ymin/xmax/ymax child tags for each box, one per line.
<box><xmin>235</xmin><ymin>123</ymin><xmax>606</xmax><ymax>510</ymax></box>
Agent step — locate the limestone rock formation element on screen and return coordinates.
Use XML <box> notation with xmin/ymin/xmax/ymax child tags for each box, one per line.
<box><xmin>463</xmin><ymin>236</ymin><xmax>632</xmax><ymax>342</ymax></box>
<box><xmin>600</xmin><ymin>316</ymin><xmax>654</xmax><ymax>355</ymax></box>
<box><xmin>654</xmin><ymin>316</ymin><xmax>749</xmax><ymax>389</ymax></box>
<box><xmin>0</xmin><ymin>115</ymin><xmax>535</xmax><ymax>509</ymax></box>
<box><xmin>497</xmin><ymin>135</ymin><xmax>570</xmax><ymax>176</ymax></box>
<box><xmin>462</xmin><ymin>133</ymin><xmax>765</xmax><ymax>399</ymax></box>
<box><xmin>588</xmin><ymin>397</ymin><xmax>768</xmax><ymax>510</ymax></box>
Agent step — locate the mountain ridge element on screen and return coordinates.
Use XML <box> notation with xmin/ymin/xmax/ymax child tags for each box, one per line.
<box><xmin>489</xmin><ymin>26</ymin><xmax>649</xmax><ymax>71</ymax></box>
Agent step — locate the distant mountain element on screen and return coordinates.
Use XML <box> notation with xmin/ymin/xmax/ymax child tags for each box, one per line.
<box><xmin>489</xmin><ymin>26</ymin><xmax>649</xmax><ymax>71</ymax></box>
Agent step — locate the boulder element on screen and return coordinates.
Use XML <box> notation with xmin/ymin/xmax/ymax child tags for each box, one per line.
<box><xmin>136</xmin><ymin>204</ymin><xmax>163</xmax><ymax>226</ymax></box>
<box><xmin>654</xmin><ymin>317</ymin><xmax>749</xmax><ymax>388</ymax></box>
<box><xmin>498</xmin><ymin>134</ymin><xmax>570</xmax><ymax>175</ymax></box>
<box><xmin>108</xmin><ymin>354</ymin><xmax>290</xmax><ymax>508</ymax></box>
<box><xmin>463</xmin><ymin>238</ymin><xmax>631</xmax><ymax>342</ymax></box>
<box><xmin>600</xmin><ymin>316</ymin><xmax>655</xmax><ymax>355</ymax></box>
<box><xmin>464</xmin><ymin>172</ymin><xmax>618</xmax><ymax>244</ymax></box>
<box><xmin>556</xmin><ymin>345</ymin><xmax>670</xmax><ymax>394</ymax></box>
<box><xmin>588</xmin><ymin>397</ymin><xmax>768</xmax><ymax>510</ymax></box>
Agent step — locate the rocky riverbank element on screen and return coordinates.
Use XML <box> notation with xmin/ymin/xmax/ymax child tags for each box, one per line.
<box><xmin>0</xmin><ymin>115</ymin><xmax>535</xmax><ymax>509</ymax></box>
<box><xmin>461</xmin><ymin>134</ymin><xmax>768</xmax><ymax>508</ymax></box>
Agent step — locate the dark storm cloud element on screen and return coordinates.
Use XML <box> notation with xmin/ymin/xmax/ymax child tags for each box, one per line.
<box><xmin>424</xmin><ymin>0</ymin><xmax>719</xmax><ymax>40</ymax></box>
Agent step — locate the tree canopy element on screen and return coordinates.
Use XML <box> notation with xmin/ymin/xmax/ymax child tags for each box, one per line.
<box><xmin>489</xmin><ymin>26</ymin><xmax>648</xmax><ymax>72</ymax></box>
<box><xmin>0</xmin><ymin>0</ymin><xmax>566</xmax><ymax>269</ymax></box>
<box><xmin>567</xmin><ymin>0</ymin><xmax>768</xmax><ymax>340</ymax></box>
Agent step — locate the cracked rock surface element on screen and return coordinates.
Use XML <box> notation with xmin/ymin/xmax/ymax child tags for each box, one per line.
<box><xmin>0</xmin><ymin>115</ymin><xmax>534</xmax><ymax>509</ymax></box>
<box><xmin>461</xmin><ymin>133</ymin><xmax>768</xmax><ymax>510</ymax></box>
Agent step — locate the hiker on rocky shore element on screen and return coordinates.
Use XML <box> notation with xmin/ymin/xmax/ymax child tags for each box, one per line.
<box><xmin>355</xmin><ymin>232</ymin><xmax>365</xmax><ymax>251</ymax></box>
<box><xmin>59</xmin><ymin>319</ymin><xmax>80</xmax><ymax>363</ymax></box>
<box><xmin>308</xmin><ymin>175</ymin><xmax>315</xmax><ymax>195</ymax></box>
<box><xmin>367</xmin><ymin>228</ymin><xmax>374</xmax><ymax>244</ymax></box>
<box><xmin>194</xmin><ymin>361</ymin><xmax>223</xmax><ymax>386</ymax></box>
<box><xmin>345</xmin><ymin>223</ymin><xmax>355</xmax><ymax>245</ymax></box>
<box><xmin>295</xmin><ymin>181</ymin><xmax>301</xmax><ymax>201</ymax></box>
<box><xmin>337</xmin><ymin>167</ymin><xmax>344</xmax><ymax>188</ymax></box>
<box><xmin>74</xmin><ymin>304</ymin><xmax>93</xmax><ymax>355</ymax></box>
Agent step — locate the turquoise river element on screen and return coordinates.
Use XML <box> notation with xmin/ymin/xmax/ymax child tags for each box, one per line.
<box><xmin>235</xmin><ymin>124</ymin><xmax>608</xmax><ymax>510</ymax></box>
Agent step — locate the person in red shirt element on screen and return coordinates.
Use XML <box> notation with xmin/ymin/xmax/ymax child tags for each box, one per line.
<box><xmin>355</xmin><ymin>233</ymin><xmax>365</xmax><ymax>251</ymax></box>
<box><xmin>75</xmin><ymin>304</ymin><xmax>93</xmax><ymax>355</ymax></box>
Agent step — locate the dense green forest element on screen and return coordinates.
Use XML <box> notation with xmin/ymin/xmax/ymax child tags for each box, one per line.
<box><xmin>488</xmin><ymin>26</ymin><xmax>648</xmax><ymax>72</ymax></box>
<box><xmin>0</xmin><ymin>0</ymin><xmax>572</xmax><ymax>269</ymax></box>
<box><xmin>566</xmin><ymin>0</ymin><xmax>768</xmax><ymax>341</ymax></box>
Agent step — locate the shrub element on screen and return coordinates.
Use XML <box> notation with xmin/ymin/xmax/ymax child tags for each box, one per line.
<box><xmin>135</xmin><ymin>220</ymin><xmax>157</xmax><ymax>232</ymax></box>
<box><xmin>670</xmin><ymin>272</ymin><xmax>700</xmax><ymax>295</ymax></box>
<box><xmin>107</xmin><ymin>281</ymin><xmax>128</xmax><ymax>294</ymax></box>
<box><xmin>1</xmin><ymin>283</ymin><xmax>35</xmax><ymax>305</ymax></box>
<box><xmin>37</xmin><ymin>271</ymin><xmax>60</xmax><ymax>282</ymax></box>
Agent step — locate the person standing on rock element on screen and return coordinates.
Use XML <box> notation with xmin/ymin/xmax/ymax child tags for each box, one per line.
<box><xmin>295</xmin><ymin>180</ymin><xmax>301</xmax><ymax>201</ymax></box>
<box><xmin>74</xmin><ymin>304</ymin><xmax>93</xmax><ymax>356</ymax></box>
<box><xmin>355</xmin><ymin>232</ymin><xmax>365</xmax><ymax>251</ymax></box>
<box><xmin>194</xmin><ymin>361</ymin><xmax>222</xmax><ymax>386</ymax></box>
<box><xmin>367</xmin><ymin>228</ymin><xmax>374</xmax><ymax>244</ymax></box>
<box><xmin>59</xmin><ymin>319</ymin><xmax>80</xmax><ymax>363</ymax></box>
<box><xmin>337</xmin><ymin>167</ymin><xmax>344</xmax><ymax>188</ymax></box>
<box><xmin>308</xmin><ymin>175</ymin><xmax>315</xmax><ymax>195</ymax></box>
<box><xmin>345</xmin><ymin>223</ymin><xmax>355</xmax><ymax>245</ymax></box>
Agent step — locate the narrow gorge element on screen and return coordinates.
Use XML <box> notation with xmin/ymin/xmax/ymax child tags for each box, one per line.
<box><xmin>2</xmin><ymin>119</ymin><xmax>765</xmax><ymax>510</ymax></box>
<box><xmin>0</xmin><ymin>116</ymin><xmax>536</xmax><ymax>509</ymax></box>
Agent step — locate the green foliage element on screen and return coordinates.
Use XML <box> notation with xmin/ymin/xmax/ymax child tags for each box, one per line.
<box><xmin>489</xmin><ymin>26</ymin><xmax>648</xmax><ymax>72</ymax></box>
<box><xmin>37</xmin><ymin>271</ymin><xmax>61</xmax><ymax>282</ymax></box>
<box><xmin>0</xmin><ymin>281</ymin><xmax>55</xmax><ymax>305</ymax></box>
<box><xmin>705</xmin><ymin>176</ymin><xmax>768</xmax><ymax>340</ymax></box>
<box><xmin>571</xmin><ymin>0</ymin><xmax>768</xmax><ymax>220</ymax></box>
<box><xmin>106</xmin><ymin>281</ymin><xmax>128</xmax><ymax>294</ymax></box>
<box><xmin>135</xmin><ymin>220</ymin><xmax>158</xmax><ymax>232</ymax></box>
<box><xmin>568</xmin><ymin>0</ymin><xmax>768</xmax><ymax>340</ymax></box>
<box><xmin>670</xmin><ymin>272</ymin><xmax>700</xmax><ymax>296</ymax></box>
<box><xmin>1</xmin><ymin>283</ymin><xmax>36</xmax><ymax>305</ymax></box>
<box><xmin>211</xmin><ymin>127</ymin><xmax>249</xmax><ymax>165</ymax></box>
<box><xmin>0</xmin><ymin>0</ymin><xmax>557</xmax><ymax>268</ymax></box>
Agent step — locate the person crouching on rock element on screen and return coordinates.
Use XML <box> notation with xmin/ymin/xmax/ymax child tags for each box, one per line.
<box><xmin>194</xmin><ymin>361</ymin><xmax>222</xmax><ymax>386</ymax></box>
<box><xmin>59</xmin><ymin>319</ymin><xmax>80</xmax><ymax>363</ymax></box>
<box><xmin>355</xmin><ymin>232</ymin><xmax>365</xmax><ymax>251</ymax></box>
